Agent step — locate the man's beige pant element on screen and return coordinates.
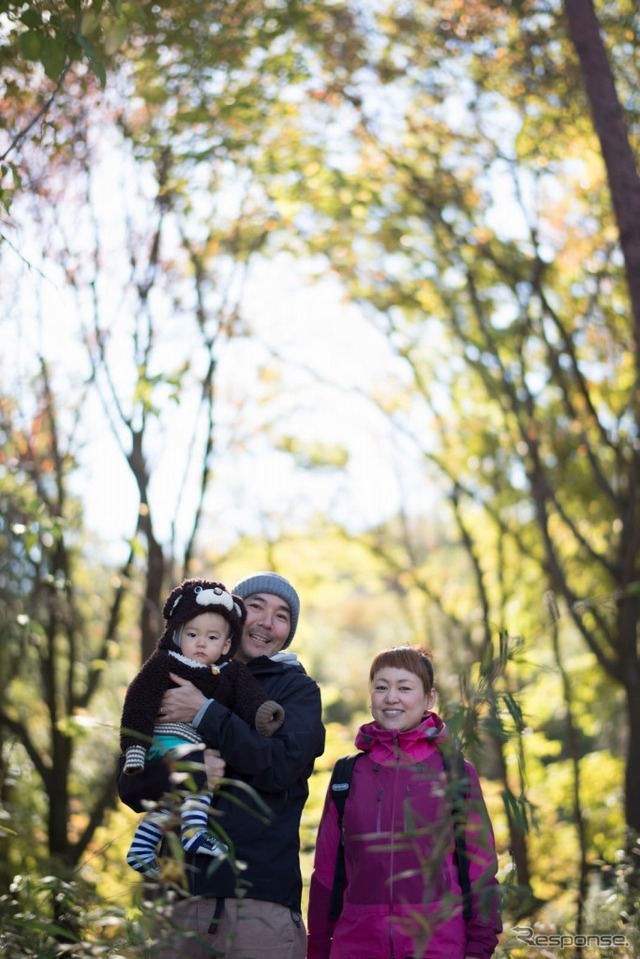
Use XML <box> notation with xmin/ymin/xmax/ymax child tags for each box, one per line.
<box><xmin>152</xmin><ymin>896</ymin><xmax>307</xmax><ymax>959</ymax></box>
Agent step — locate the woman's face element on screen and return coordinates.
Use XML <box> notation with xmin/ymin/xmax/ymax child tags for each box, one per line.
<box><xmin>370</xmin><ymin>666</ymin><xmax>435</xmax><ymax>732</ymax></box>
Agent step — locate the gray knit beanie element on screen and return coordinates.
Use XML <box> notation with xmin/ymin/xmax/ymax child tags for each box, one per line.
<box><xmin>232</xmin><ymin>571</ymin><xmax>300</xmax><ymax>647</ymax></box>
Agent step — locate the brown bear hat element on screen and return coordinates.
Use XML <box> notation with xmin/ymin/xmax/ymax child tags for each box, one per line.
<box><xmin>158</xmin><ymin>578</ymin><xmax>246</xmax><ymax>656</ymax></box>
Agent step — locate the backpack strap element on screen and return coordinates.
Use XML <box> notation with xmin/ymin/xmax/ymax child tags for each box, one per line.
<box><xmin>439</xmin><ymin>742</ymin><xmax>472</xmax><ymax>921</ymax></box>
<box><xmin>328</xmin><ymin>752</ymin><xmax>363</xmax><ymax>921</ymax></box>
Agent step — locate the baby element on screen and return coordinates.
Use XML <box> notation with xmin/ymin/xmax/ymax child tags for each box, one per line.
<box><xmin>120</xmin><ymin>577</ymin><xmax>284</xmax><ymax>876</ymax></box>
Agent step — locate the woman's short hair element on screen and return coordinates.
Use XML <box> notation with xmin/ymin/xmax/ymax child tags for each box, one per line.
<box><xmin>369</xmin><ymin>645</ymin><xmax>435</xmax><ymax>694</ymax></box>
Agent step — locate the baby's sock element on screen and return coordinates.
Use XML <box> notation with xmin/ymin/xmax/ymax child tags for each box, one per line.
<box><xmin>127</xmin><ymin>816</ymin><xmax>164</xmax><ymax>876</ymax></box>
<box><xmin>181</xmin><ymin>795</ymin><xmax>227</xmax><ymax>857</ymax></box>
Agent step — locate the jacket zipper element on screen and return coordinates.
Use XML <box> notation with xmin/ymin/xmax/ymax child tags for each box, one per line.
<box><xmin>387</xmin><ymin>734</ymin><xmax>402</xmax><ymax>959</ymax></box>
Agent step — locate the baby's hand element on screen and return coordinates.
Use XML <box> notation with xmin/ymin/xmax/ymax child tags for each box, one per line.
<box><xmin>204</xmin><ymin>748</ymin><xmax>226</xmax><ymax>789</ymax></box>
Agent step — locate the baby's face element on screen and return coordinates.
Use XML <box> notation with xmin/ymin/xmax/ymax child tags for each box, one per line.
<box><xmin>179</xmin><ymin>611</ymin><xmax>232</xmax><ymax>665</ymax></box>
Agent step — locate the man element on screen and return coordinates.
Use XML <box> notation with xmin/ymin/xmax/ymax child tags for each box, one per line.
<box><xmin>117</xmin><ymin>571</ymin><xmax>325</xmax><ymax>959</ymax></box>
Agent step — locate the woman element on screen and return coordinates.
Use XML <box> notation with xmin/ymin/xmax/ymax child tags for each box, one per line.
<box><xmin>307</xmin><ymin>645</ymin><xmax>501</xmax><ymax>959</ymax></box>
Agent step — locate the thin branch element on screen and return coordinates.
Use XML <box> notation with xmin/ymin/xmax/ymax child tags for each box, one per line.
<box><xmin>0</xmin><ymin>710</ymin><xmax>51</xmax><ymax>787</ymax></box>
<box><xmin>71</xmin><ymin>761</ymin><xmax>120</xmax><ymax>862</ymax></box>
<box><xmin>0</xmin><ymin>64</ymin><xmax>72</xmax><ymax>164</ymax></box>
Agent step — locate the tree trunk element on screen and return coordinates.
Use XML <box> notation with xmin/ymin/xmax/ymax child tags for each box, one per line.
<box><xmin>564</xmin><ymin>0</ymin><xmax>640</xmax><ymax>356</ymax></box>
<box><xmin>492</xmin><ymin>734</ymin><xmax>536</xmax><ymax>916</ymax></box>
<box><xmin>48</xmin><ymin>733</ymin><xmax>72</xmax><ymax>864</ymax></box>
<box><xmin>549</xmin><ymin>606</ymin><xmax>588</xmax><ymax>944</ymax></box>
<box><xmin>141</xmin><ymin>531</ymin><xmax>165</xmax><ymax>662</ymax></box>
<box><xmin>624</xmin><ymin>679</ymin><xmax>640</xmax><ymax>839</ymax></box>
<box><xmin>617</xmin><ymin>498</ymin><xmax>640</xmax><ymax>841</ymax></box>
<box><xmin>128</xmin><ymin>431</ymin><xmax>165</xmax><ymax>662</ymax></box>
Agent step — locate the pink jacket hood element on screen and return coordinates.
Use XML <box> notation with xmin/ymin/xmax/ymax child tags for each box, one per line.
<box><xmin>354</xmin><ymin>711</ymin><xmax>447</xmax><ymax>765</ymax></box>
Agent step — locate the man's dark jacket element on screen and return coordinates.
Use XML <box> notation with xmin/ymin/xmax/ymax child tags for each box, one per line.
<box><xmin>118</xmin><ymin>653</ymin><xmax>325</xmax><ymax>912</ymax></box>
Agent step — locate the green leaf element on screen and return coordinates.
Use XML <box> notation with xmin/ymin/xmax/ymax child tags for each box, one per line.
<box><xmin>20</xmin><ymin>8</ymin><xmax>42</xmax><ymax>29</ymax></box>
<box><xmin>104</xmin><ymin>21</ymin><xmax>129</xmax><ymax>55</ymax></box>
<box><xmin>40</xmin><ymin>36</ymin><xmax>68</xmax><ymax>80</ymax></box>
<box><xmin>18</xmin><ymin>30</ymin><xmax>42</xmax><ymax>62</ymax></box>
<box><xmin>502</xmin><ymin>691</ymin><xmax>525</xmax><ymax>731</ymax></box>
<box><xmin>75</xmin><ymin>31</ymin><xmax>107</xmax><ymax>86</ymax></box>
<box><xmin>75</xmin><ymin>31</ymin><xmax>100</xmax><ymax>61</ymax></box>
<box><xmin>92</xmin><ymin>58</ymin><xmax>107</xmax><ymax>87</ymax></box>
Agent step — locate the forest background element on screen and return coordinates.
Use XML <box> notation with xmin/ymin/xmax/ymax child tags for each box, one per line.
<box><xmin>1</xmin><ymin>1</ymin><xmax>639</xmax><ymax>957</ymax></box>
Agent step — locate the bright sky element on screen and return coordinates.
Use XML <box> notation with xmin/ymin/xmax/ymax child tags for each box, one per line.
<box><xmin>3</xmin><ymin>231</ymin><xmax>433</xmax><ymax>562</ymax></box>
<box><xmin>100</xmin><ymin>258</ymin><xmax>431</xmax><ymax>551</ymax></box>
<box><xmin>0</xmin><ymin>66</ymin><xmax>479</xmax><ymax>565</ymax></box>
<box><xmin>0</xmin><ymin>26</ymin><xmax>538</xmax><ymax>566</ymax></box>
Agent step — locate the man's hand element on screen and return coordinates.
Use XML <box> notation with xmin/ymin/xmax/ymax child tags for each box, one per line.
<box><xmin>158</xmin><ymin>673</ymin><xmax>208</xmax><ymax>722</ymax></box>
<box><xmin>203</xmin><ymin>748</ymin><xmax>226</xmax><ymax>789</ymax></box>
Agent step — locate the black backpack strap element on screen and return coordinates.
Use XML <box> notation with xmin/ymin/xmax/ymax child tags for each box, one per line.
<box><xmin>328</xmin><ymin>752</ymin><xmax>363</xmax><ymax>921</ymax></box>
<box><xmin>440</xmin><ymin>742</ymin><xmax>472</xmax><ymax>921</ymax></box>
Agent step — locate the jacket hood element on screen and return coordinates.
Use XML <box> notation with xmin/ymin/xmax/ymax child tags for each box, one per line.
<box><xmin>246</xmin><ymin>650</ymin><xmax>307</xmax><ymax>675</ymax></box>
<box><xmin>355</xmin><ymin>711</ymin><xmax>448</xmax><ymax>764</ymax></box>
<box><xmin>270</xmin><ymin>651</ymin><xmax>303</xmax><ymax>666</ymax></box>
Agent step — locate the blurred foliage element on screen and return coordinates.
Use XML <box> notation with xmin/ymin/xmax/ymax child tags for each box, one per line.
<box><xmin>1</xmin><ymin>0</ymin><xmax>640</xmax><ymax>953</ymax></box>
<box><xmin>0</xmin><ymin>1</ymin><xmax>128</xmax><ymax>85</ymax></box>
<box><xmin>1</xmin><ymin>514</ymin><xmax>640</xmax><ymax>947</ymax></box>
<box><xmin>253</xmin><ymin>0</ymin><xmax>640</xmax><ymax>872</ymax></box>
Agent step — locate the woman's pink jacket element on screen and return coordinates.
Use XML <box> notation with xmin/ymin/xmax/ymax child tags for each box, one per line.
<box><xmin>307</xmin><ymin>714</ymin><xmax>502</xmax><ymax>959</ymax></box>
